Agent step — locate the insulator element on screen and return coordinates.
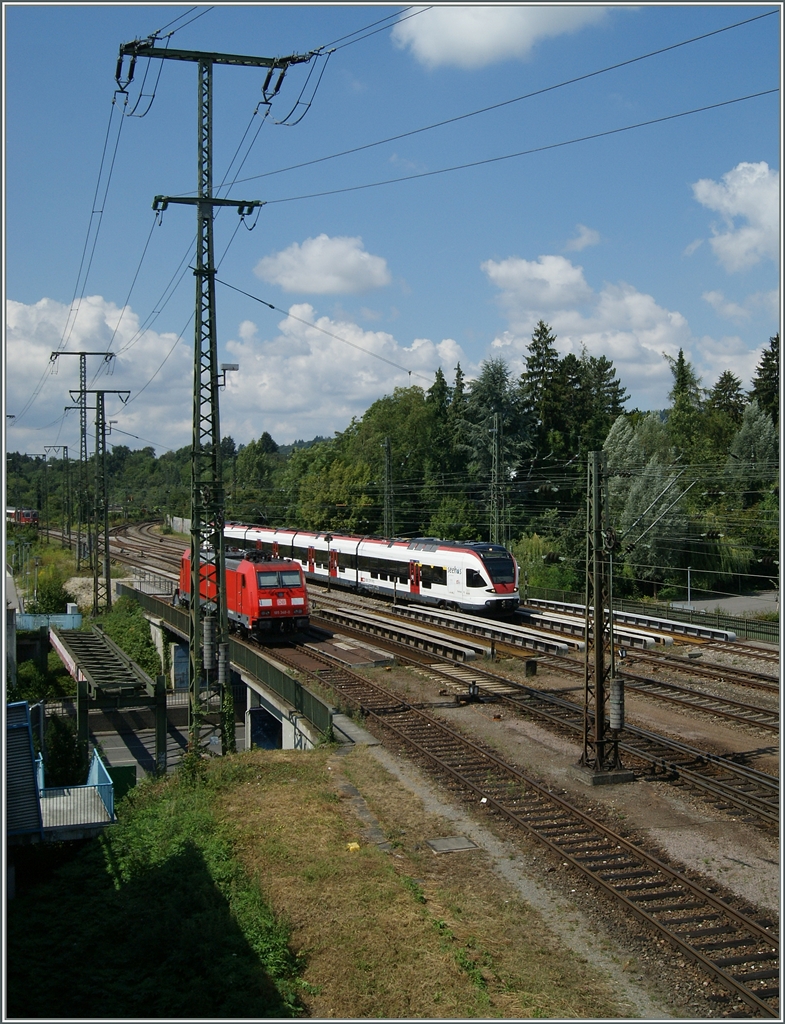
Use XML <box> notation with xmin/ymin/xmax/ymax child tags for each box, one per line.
<box><xmin>218</xmin><ymin>643</ymin><xmax>229</xmax><ymax>690</ymax></box>
<box><xmin>609</xmin><ymin>676</ymin><xmax>624</xmax><ymax>731</ymax></box>
<box><xmin>203</xmin><ymin>615</ymin><xmax>215</xmax><ymax>669</ymax></box>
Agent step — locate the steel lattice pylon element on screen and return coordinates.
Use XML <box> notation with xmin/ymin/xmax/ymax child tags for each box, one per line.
<box><xmin>581</xmin><ymin>450</ymin><xmax>624</xmax><ymax>773</ymax></box>
<box><xmin>116</xmin><ymin>36</ymin><xmax>317</xmax><ymax>752</ymax></box>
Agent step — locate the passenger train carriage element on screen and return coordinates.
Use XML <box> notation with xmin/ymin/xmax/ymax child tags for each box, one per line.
<box><xmin>178</xmin><ymin>547</ymin><xmax>310</xmax><ymax>636</ymax></box>
<box><xmin>223</xmin><ymin>525</ymin><xmax>520</xmax><ymax>615</ymax></box>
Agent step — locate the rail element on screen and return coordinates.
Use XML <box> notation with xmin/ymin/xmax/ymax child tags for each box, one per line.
<box><xmin>118</xmin><ymin>584</ymin><xmax>333</xmax><ymax>738</ymax></box>
<box><xmin>527</xmin><ymin>586</ymin><xmax>779</xmax><ymax>644</ymax></box>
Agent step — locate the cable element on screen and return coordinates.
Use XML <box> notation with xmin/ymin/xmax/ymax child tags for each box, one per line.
<box><xmin>215</xmin><ymin>277</ymin><xmax>434</xmax><ymax>383</ymax></box>
<box><xmin>12</xmin><ymin>92</ymin><xmax>129</xmax><ymax>426</ymax></box>
<box><xmin>316</xmin><ymin>7</ymin><xmax>423</xmax><ymax>51</ymax></box>
<box><xmin>230</xmin><ymin>9</ymin><xmax>777</xmax><ymax>189</ymax></box>
<box><xmin>265</xmin><ymin>89</ymin><xmax>778</xmax><ymax>206</ymax></box>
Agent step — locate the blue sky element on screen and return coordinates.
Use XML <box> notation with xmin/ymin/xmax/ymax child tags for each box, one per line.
<box><xmin>3</xmin><ymin>4</ymin><xmax>781</xmax><ymax>458</ymax></box>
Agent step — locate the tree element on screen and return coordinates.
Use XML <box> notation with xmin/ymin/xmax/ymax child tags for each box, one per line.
<box><xmin>707</xmin><ymin>370</ymin><xmax>745</xmax><ymax>424</ymax></box>
<box><xmin>749</xmin><ymin>333</ymin><xmax>779</xmax><ymax>426</ymax></box>
<box><xmin>44</xmin><ymin>714</ymin><xmax>89</xmax><ymax>786</ymax></box>
<box><xmin>520</xmin><ymin>320</ymin><xmax>560</xmax><ymax>453</ymax></box>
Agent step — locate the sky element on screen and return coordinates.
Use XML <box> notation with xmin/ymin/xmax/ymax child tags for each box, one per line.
<box><xmin>3</xmin><ymin>3</ymin><xmax>782</xmax><ymax>461</ymax></box>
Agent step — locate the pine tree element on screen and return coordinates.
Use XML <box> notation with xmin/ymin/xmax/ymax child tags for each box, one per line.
<box><xmin>708</xmin><ymin>370</ymin><xmax>745</xmax><ymax>424</ymax></box>
<box><xmin>520</xmin><ymin>320</ymin><xmax>560</xmax><ymax>453</ymax></box>
<box><xmin>749</xmin><ymin>333</ymin><xmax>779</xmax><ymax>426</ymax></box>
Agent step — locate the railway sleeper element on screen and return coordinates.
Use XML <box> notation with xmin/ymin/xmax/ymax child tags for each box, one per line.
<box><xmin>696</xmin><ymin>937</ymin><xmax>773</xmax><ymax>953</ymax></box>
<box><xmin>715</xmin><ymin>952</ymin><xmax>779</xmax><ymax>968</ymax></box>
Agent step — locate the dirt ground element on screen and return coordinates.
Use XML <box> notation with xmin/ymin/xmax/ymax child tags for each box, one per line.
<box><xmin>333</xmin><ymin>650</ymin><xmax>780</xmax><ymax>1016</ymax></box>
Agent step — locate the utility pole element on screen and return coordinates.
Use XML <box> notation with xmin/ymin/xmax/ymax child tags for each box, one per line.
<box><xmin>28</xmin><ymin>454</ymin><xmax>50</xmax><ymax>543</ymax></box>
<box><xmin>579</xmin><ymin>451</ymin><xmax>631</xmax><ymax>783</ymax></box>
<box><xmin>489</xmin><ymin>412</ymin><xmax>502</xmax><ymax>544</ymax></box>
<box><xmin>51</xmin><ymin>351</ymin><xmax>115</xmax><ymax>570</ymax></box>
<box><xmin>71</xmin><ymin>389</ymin><xmax>129</xmax><ymax>614</ymax></box>
<box><xmin>383</xmin><ymin>437</ymin><xmax>394</xmax><ymax>539</ymax></box>
<box><xmin>117</xmin><ymin>36</ymin><xmax>318</xmax><ymax>754</ymax></box>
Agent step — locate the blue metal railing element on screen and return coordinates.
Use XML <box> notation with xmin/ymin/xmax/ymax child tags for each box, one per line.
<box><xmin>36</xmin><ymin>750</ymin><xmax>114</xmax><ymax>826</ymax></box>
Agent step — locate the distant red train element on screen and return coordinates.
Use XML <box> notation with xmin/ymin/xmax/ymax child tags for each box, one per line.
<box><xmin>177</xmin><ymin>547</ymin><xmax>310</xmax><ymax>637</ymax></box>
<box><xmin>6</xmin><ymin>507</ymin><xmax>39</xmax><ymax>526</ymax></box>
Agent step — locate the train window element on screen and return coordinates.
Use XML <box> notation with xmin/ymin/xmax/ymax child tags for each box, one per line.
<box><xmin>257</xmin><ymin>572</ymin><xmax>279</xmax><ymax>589</ymax></box>
<box><xmin>280</xmin><ymin>570</ymin><xmax>302</xmax><ymax>587</ymax></box>
<box><xmin>466</xmin><ymin>568</ymin><xmax>487</xmax><ymax>588</ymax></box>
<box><xmin>482</xmin><ymin>555</ymin><xmax>516</xmax><ymax>584</ymax></box>
<box><xmin>422</xmin><ymin>564</ymin><xmax>447</xmax><ymax>587</ymax></box>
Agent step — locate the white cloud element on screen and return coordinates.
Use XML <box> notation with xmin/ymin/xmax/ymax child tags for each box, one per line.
<box><xmin>392</xmin><ymin>5</ymin><xmax>609</xmax><ymax>69</ymax></box>
<box><xmin>223</xmin><ymin>305</ymin><xmax>465</xmax><ymax>443</ymax></box>
<box><xmin>6</xmin><ymin>296</ymin><xmax>469</xmax><ymax>450</ymax></box>
<box><xmin>702</xmin><ymin>290</ymin><xmax>750</xmax><ymax>322</ymax></box>
<box><xmin>702</xmin><ymin>287</ymin><xmax>779</xmax><ymax>323</ymax></box>
<box><xmin>254</xmin><ymin>234</ymin><xmax>391</xmax><ymax>295</ymax></box>
<box><xmin>482</xmin><ymin>255</ymin><xmax>706</xmax><ymax>409</ymax></box>
<box><xmin>692</xmin><ymin>161</ymin><xmax>780</xmax><ymax>272</ymax></box>
<box><xmin>564</xmin><ymin>224</ymin><xmax>600</xmax><ymax>252</ymax></box>
<box><xmin>5</xmin><ymin>295</ymin><xmax>192</xmax><ymax>455</ymax></box>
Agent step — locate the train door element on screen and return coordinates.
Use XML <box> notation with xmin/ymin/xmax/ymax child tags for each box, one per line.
<box><xmin>408</xmin><ymin>561</ymin><xmax>421</xmax><ymax>595</ymax></box>
<box><xmin>308</xmin><ymin>546</ymin><xmax>315</xmax><ymax>573</ymax></box>
<box><xmin>329</xmin><ymin>548</ymin><xmax>339</xmax><ymax>578</ymax></box>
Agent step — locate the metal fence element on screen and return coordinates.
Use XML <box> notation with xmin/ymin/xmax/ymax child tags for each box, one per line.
<box><xmin>526</xmin><ymin>586</ymin><xmax>779</xmax><ymax>645</ymax></box>
<box><xmin>36</xmin><ymin>750</ymin><xmax>114</xmax><ymax>828</ymax></box>
<box><xmin>120</xmin><ymin>585</ymin><xmax>333</xmax><ymax>737</ymax></box>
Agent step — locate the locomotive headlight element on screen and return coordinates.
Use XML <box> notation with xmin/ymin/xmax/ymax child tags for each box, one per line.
<box><xmin>291</xmin><ymin>597</ymin><xmax>305</xmax><ymax>605</ymax></box>
<box><xmin>259</xmin><ymin>598</ymin><xmax>273</xmax><ymax>607</ymax></box>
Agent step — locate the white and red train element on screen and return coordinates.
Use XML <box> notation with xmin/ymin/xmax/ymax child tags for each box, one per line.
<box><xmin>223</xmin><ymin>525</ymin><xmax>520</xmax><ymax>615</ymax></box>
<box><xmin>178</xmin><ymin>547</ymin><xmax>310</xmax><ymax>636</ymax></box>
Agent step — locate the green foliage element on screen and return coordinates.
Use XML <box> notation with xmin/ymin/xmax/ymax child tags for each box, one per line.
<box><xmin>26</xmin><ymin>566</ymin><xmax>75</xmax><ymax>614</ymax></box>
<box><xmin>44</xmin><ymin>714</ymin><xmax>89</xmax><ymax>786</ymax></box>
<box><xmin>98</xmin><ymin>596</ymin><xmax>161</xmax><ymax>678</ymax></box>
<box><xmin>749</xmin><ymin>333</ymin><xmax>779</xmax><ymax>426</ymax></box>
<box><xmin>6</xmin><ymin>769</ymin><xmax>304</xmax><ymax>1018</ymax></box>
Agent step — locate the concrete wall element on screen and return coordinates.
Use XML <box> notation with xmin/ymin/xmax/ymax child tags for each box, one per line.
<box><xmin>242</xmin><ymin>672</ymin><xmax>321</xmax><ymax>751</ymax></box>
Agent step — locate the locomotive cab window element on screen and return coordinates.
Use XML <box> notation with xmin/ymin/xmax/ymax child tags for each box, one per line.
<box><xmin>257</xmin><ymin>572</ymin><xmax>279</xmax><ymax>589</ymax></box>
<box><xmin>257</xmin><ymin>570</ymin><xmax>302</xmax><ymax>588</ymax></box>
<box><xmin>280</xmin><ymin>570</ymin><xmax>302</xmax><ymax>587</ymax></box>
<box><xmin>466</xmin><ymin>568</ymin><xmax>487</xmax><ymax>588</ymax></box>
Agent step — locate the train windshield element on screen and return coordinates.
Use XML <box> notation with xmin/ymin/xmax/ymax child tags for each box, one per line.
<box><xmin>481</xmin><ymin>555</ymin><xmax>516</xmax><ymax>584</ymax></box>
<box><xmin>257</xmin><ymin>570</ymin><xmax>302</xmax><ymax>588</ymax></box>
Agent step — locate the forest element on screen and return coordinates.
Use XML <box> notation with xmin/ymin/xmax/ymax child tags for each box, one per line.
<box><xmin>6</xmin><ymin>324</ymin><xmax>779</xmax><ymax>608</ymax></box>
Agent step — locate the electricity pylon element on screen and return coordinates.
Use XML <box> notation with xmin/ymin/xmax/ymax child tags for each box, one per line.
<box><xmin>580</xmin><ymin>451</ymin><xmax>626</xmax><ymax>775</ymax></box>
<box><xmin>116</xmin><ymin>36</ymin><xmax>318</xmax><ymax>752</ymax></box>
<box><xmin>71</xmin><ymin>389</ymin><xmax>129</xmax><ymax>614</ymax></box>
<box><xmin>51</xmin><ymin>351</ymin><xmax>115</xmax><ymax>569</ymax></box>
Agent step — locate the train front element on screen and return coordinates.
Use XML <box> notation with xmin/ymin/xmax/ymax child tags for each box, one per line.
<box><xmin>476</xmin><ymin>544</ymin><xmax>520</xmax><ymax>612</ymax></box>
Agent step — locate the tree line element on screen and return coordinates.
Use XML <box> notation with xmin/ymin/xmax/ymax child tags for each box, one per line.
<box><xmin>6</xmin><ymin>326</ymin><xmax>778</xmax><ymax>605</ymax></box>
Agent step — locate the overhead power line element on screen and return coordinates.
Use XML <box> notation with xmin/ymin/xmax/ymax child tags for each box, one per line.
<box><xmin>215</xmin><ymin>277</ymin><xmax>434</xmax><ymax>383</ymax></box>
<box><xmin>229</xmin><ymin>9</ymin><xmax>777</xmax><ymax>190</ymax></box>
<box><xmin>265</xmin><ymin>89</ymin><xmax>778</xmax><ymax>206</ymax></box>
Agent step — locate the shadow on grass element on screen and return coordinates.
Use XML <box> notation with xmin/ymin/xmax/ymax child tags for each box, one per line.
<box><xmin>7</xmin><ymin>837</ymin><xmax>297</xmax><ymax>1018</ymax></box>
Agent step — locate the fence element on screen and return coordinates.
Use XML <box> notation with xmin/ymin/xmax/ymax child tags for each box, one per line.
<box><xmin>526</xmin><ymin>586</ymin><xmax>779</xmax><ymax>645</ymax></box>
<box><xmin>36</xmin><ymin>749</ymin><xmax>114</xmax><ymax>828</ymax></box>
<box><xmin>120</xmin><ymin>585</ymin><xmax>333</xmax><ymax>737</ymax></box>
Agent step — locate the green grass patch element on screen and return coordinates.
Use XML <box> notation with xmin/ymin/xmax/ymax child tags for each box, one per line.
<box><xmin>6</xmin><ymin>767</ymin><xmax>304</xmax><ymax>1018</ymax></box>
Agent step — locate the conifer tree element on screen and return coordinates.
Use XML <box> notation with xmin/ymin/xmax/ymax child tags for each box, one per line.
<box><xmin>749</xmin><ymin>333</ymin><xmax>779</xmax><ymax>426</ymax></box>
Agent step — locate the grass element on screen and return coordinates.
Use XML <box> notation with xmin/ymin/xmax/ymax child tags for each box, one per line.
<box><xmin>8</xmin><ymin>745</ymin><xmax>636</xmax><ymax>1019</ymax></box>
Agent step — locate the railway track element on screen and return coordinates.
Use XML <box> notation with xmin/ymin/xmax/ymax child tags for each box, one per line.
<box><xmin>310</xmin><ymin>609</ymin><xmax>779</xmax><ymax>829</ymax></box>
<box><xmin>313</xmin><ymin>599</ymin><xmax>779</xmax><ymax>739</ymax></box>
<box><xmin>262</xmin><ymin>638</ymin><xmax>780</xmax><ymax>1019</ymax></box>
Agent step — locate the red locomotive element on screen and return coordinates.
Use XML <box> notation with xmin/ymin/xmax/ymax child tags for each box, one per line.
<box><xmin>177</xmin><ymin>547</ymin><xmax>310</xmax><ymax>637</ymax></box>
